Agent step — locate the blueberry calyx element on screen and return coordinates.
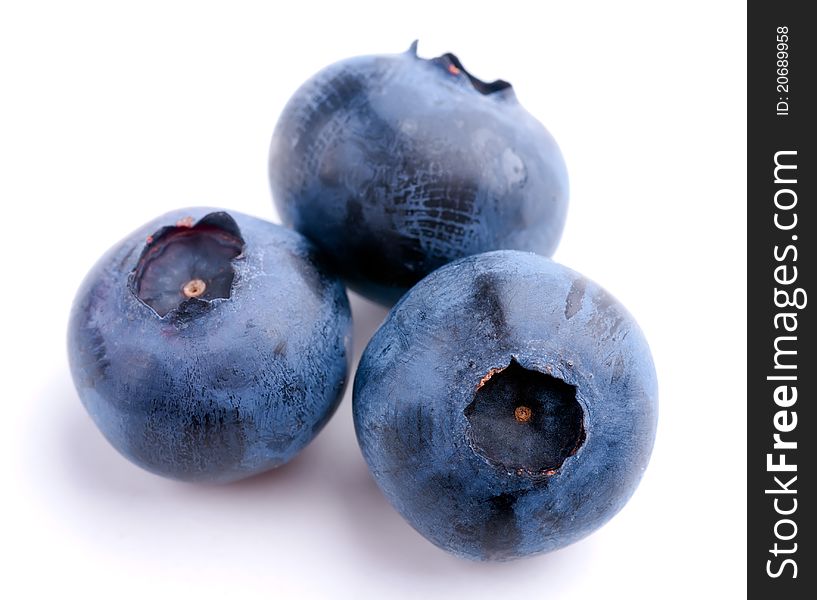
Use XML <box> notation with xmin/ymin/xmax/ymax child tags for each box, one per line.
<box><xmin>407</xmin><ymin>40</ymin><xmax>513</xmax><ymax>97</ymax></box>
<box><xmin>130</xmin><ymin>211</ymin><xmax>245</xmax><ymax>318</ymax></box>
<box><xmin>465</xmin><ymin>358</ymin><xmax>585</xmax><ymax>477</ymax></box>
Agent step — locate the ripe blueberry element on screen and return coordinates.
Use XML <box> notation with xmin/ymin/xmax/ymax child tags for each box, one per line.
<box><xmin>269</xmin><ymin>42</ymin><xmax>569</xmax><ymax>305</ymax></box>
<box><xmin>353</xmin><ymin>250</ymin><xmax>657</xmax><ymax>560</ymax></box>
<box><xmin>68</xmin><ymin>208</ymin><xmax>351</xmax><ymax>483</ymax></box>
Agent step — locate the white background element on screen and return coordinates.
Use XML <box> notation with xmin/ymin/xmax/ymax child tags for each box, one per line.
<box><xmin>0</xmin><ymin>1</ymin><xmax>746</xmax><ymax>598</ymax></box>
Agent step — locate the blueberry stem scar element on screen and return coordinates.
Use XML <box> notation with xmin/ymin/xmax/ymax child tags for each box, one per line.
<box><xmin>183</xmin><ymin>279</ymin><xmax>207</xmax><ymax>298</ymax></box>
<box><xmin>514</xmin><ymin>405</ymin><xmax>532</xmax><ymax>423</ymax></box>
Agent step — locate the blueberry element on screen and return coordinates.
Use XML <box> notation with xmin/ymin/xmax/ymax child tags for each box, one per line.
<box><xmin>353</xmin><ymin>250</ymin><xmax>657</xmax><ymax>560</ymax></box>
<box><xmin>269</xmin><ymin>42</ymin><xmax>569</xmax><ymax>305</ymax></box>
<box><xmin>67</xmin><ymin>208</ymin><xmax>351</xmax><ymax>483</ymax></box>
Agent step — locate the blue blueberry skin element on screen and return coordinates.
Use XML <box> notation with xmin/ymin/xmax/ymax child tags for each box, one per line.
<box><xmin>67</xmin><ymin>208</ymin><xmax>351</xmax><ymax>483</ymax></box>
<box><xmin>353</xmin><ymin>251</ymin><xmax>657</xmax><ymax>560</ymax></box>
<box><xmin>269</xmin><ymin>42</ymin><xmax>569</xmax><ymax>305</ymax></box>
